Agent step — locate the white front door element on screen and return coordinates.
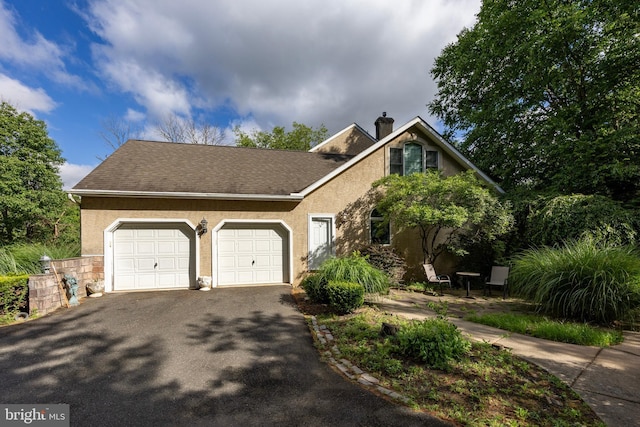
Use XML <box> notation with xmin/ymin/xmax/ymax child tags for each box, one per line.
<box><xmin>217</xmin><ymin>224</ymin><xmax>287</xmax><ymax>285</ymax></box>
<box><xmin>309</xmin><ymin>216</ymin><xmax>334</xmax><ymax>270</ymax></box>
<box><xmin>113</xmin><ymin>224</ymin><xmax>193</xmax><ymax>290</ymax></box>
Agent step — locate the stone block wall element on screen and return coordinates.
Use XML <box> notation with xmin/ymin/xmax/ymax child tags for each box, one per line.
<box><xmin>28</xmin><ymin>256</ymin><xmax>104</xmax><ymax>316</ymax></box>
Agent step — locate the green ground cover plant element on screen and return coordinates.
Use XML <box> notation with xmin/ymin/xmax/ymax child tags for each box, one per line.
<box><xmin>315</xmin><ymin>308</ymin><xmax>602</xmax><ymax>426</ymax></box>
<box><xmin>465</xmin><ymin>312</ymin><xmax>623</xmax><ymax>347</ymax></box>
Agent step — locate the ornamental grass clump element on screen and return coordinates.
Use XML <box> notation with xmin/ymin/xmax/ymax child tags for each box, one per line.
<box><xmin>302</xmin><ymin>253</ymin><xmax>390</xmax><ymax>304</ymax></box>
<box><xmin>510</xmin><ymin>238</ymin><xmax>640</xmax><ymax>324</ymax></box>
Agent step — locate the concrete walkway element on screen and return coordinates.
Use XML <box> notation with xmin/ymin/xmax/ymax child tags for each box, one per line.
<box><xmin>377</xmin><ymin>292</ymin><xmax>640</xmax><ymax>427</ymax></box>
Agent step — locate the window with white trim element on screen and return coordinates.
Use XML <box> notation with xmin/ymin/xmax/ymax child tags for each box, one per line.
<box><xmin>390</xmin><ymin>142</ymin><xmax>439</xmax><ymax>175</ymax></box>
<box><xmin>370</xmin><ymin>209</ymin><xmax>390</xmax><ymax>245</ymax></box>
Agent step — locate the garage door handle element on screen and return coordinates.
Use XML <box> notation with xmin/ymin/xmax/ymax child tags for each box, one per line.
<box><xmin>154</xmin><ymin>262</ymin><xmax>158</xmax><ymax>268</ymax></box>
<box><xmin>252</xmin><ymin>260</ymin><xmax>255</xmax><ymax>266</ymax></box>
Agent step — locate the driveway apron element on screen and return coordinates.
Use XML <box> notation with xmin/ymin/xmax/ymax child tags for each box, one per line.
<box><xmin>0</xmin><ymin>286</ymin><xmax>447</xmax><ymax>426</ymax></box>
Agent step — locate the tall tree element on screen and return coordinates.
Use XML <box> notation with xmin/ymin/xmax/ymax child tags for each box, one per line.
<box><xmin>234</xmin><ymin>122</ymin><xmax>328</xmax><ymax>151</ymax></box>
<box><xmin>99</xmin><ymin>113</ymin><xmax>226</xmax><ymax>159</ymax></box>
<box><xmin>155</xmin><ymin>115</ymin><xmax>226</xmax><ymax>145</ymax></box>
<box><xmin>373</xmin><ymin>171</ymin><xmax>513</xmax><ymax>264</ymax></box>
<box><xmin>0</xmin><ymin>102</ymin><xmax>66</xmax><ymax>244</ymax></box>
<box><xmin>429</xmin><ymin>0</ymin><xmax>639</xmax><ymax>202</ymax></box>
<box><xmin>99</xmin><ymin>114</ymin><xmax>142</xmax><ymax>159</ymax></box>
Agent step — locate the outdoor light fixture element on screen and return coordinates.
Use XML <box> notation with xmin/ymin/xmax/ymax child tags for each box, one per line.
<box><xmin>39</xmin><ymin>254</ymin><xmax>52</xmax><ymax>274</ymax></box>
<box><xmin>199</xmin><ymin>218</ymin><xmax>208</xmax><ymax>236</ymax></box>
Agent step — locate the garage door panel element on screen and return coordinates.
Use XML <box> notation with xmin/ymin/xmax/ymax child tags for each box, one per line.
<box><xmin>136</xmin><ymin>258</ymin><xmax>156</xmax><ymax>272</ymax></box>
<box><xmin>157</xmin><ymin>241</ymin><xmax>177</xmax><ymax>254</ymax></box>
<box><xmin>255</xmin><ymin>240</ymin><xmax>271</xmax><ymax>251</ymax></box>
<box><xmin>219</xmin><ymin>255</ymin><xmax>236</xmax><ymax>268</ymax></box>
<box><xmin>115</xmin><ymin>258</ymin><xmax>135</xmax><ymax>271</ymax></box>
<box><xmin>237</xmin><ymin>255</ymin><xmax>254</xmax><ymax>267</ymax></box>
<box><xmin>137</xmin><ymin>242</ymin><xmax>154</xmax><ymax>255</ymax></box>
<box><xmin>255</xmin><ymin>254</ymin><xmax>270</xmax><ymax>265</ymax></box>
<box><xmin>137</xmin><ymin>273</ymin><xmax>157</xmax><ymax>288</ymax></box>
<box><xmin>237</xmin><ymin>241</ymin><xmax>253</xmax><ymax>252</ymax></box>
<box><xmin>115</xmin><ymin>241</ymin><xmax>134</xmax><ymax>255</ymax></box>
<box><xmin>114</xmin><ymin>224</ymin><xmax>193</xmax><ymax>291</ymax></box>
<box><xmin>136</xmin><ymin>229</ymin><xmax>154</xmax><ymax>238</ymax></box>
<box><xmin>218</xmin><ymin>224</ymin><xmax>287</xmax><ymax>286</ymax></box>
<box><xmin>157</xmin><ymin>257</ymin><xmax>176</xmax><ymax>270</ymax></box>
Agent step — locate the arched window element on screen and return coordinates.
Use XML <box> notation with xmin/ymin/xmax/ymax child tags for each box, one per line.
<box><xmin>370</xmin><ymin>209</ymin><xmax>390</xmax><ymax>245</ymax></box>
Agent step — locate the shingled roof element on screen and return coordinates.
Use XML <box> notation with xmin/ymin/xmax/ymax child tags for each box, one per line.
<box><xmin>73</xmin><ymin>140</ymin><xmax>353</xmax><ymax>198</ymax></box>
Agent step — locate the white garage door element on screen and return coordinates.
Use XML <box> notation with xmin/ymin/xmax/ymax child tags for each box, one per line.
<box><xmin>218</xmin><ymin>224</ymin><xmax>288</xmax><ymax>286</ymax></box>
<box><xmin>114</xmin><ymin>223</ymin><xmax>193</xmax><ymax>290</ymax></box>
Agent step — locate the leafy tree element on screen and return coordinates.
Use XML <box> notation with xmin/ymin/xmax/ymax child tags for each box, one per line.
<box><xmin>373</xmin><ymin>171</ymin><xmax>513</xmax><ymax>264</ymax></box>
<box><xmin>429</xmin><ymin>0</ymin><xmax>640</xmax><ymax>202</ymax></box>
<box><xmin>510</xmin><ymin>192</ymin><xmax>639</xmax><ymax>250</ymax></box>
<box><xmin>234</xmin><ymin>122</ymin><xmax>328</xmax><ymax>151</ymax></box>
<box><xmin>0</xmin><ymin>101</ymin><xmax>66</xmax><ymax>244</ymax></box>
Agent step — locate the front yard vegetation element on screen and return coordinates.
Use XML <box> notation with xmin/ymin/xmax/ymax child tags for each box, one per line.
<box><xmin>313</xmin><ymin>308</ymin><xmax>603</xmax><ymax>426</ymax></box>
<box><xmin>302</xmin><ymin>252</ymin><xmax>390</xmax><ymax>313</ymax></box>
<box><xmin>510</xmin><ymin>238</ymin><xmax>640</xmax><ymax>325</ymax></box>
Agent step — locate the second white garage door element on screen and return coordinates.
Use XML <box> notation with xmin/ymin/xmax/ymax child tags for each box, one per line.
<box><xmin>218</xmin><ymin>224</ymin><xmax>288</xmax><ymax>286</ymax></box>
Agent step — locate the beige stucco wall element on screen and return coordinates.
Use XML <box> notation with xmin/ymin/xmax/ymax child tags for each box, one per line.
<box><xmin>79</xmin><ymin>124</ymin><xmax>470</xmax><ymax>288</ymax></box>
<box><xmin>313</xmin><ymin>126</ymin><xmax>376</xmax><ymax>156</ymax></box>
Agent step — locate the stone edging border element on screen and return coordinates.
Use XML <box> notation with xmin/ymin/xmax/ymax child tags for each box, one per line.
<box><xmin>309</xmin><ymin>315</ymin><xmax>411</xmax><ymax>405</ymax></box>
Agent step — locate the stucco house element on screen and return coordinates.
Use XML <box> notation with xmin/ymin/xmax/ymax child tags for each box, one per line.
<box><xmin>71</xmin><ymin>114</ymin><xmax>501</xmax><ymax>292</ymax></box>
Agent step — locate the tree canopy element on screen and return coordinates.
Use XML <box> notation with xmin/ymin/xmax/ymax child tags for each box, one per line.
<box><xmin>373</xmin><ymin>170</ymin><xmax>513</xmax><ymax>264</ymax></box>
<box><xmin>0</xmin><ymin>102</ymin><xmax>67</xmax><ymax>244</ymax></box>
<box><xmin>234</xmin><ymin>122</ymin><xmax>328</xmax><ymax>151</ymax></box>
<box><xmin>429</xmin><ymin>0</ymin><xmax>639</xmax><ymax>202</ymax></box>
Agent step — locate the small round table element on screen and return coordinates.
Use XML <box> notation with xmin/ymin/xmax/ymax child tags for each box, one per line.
<box><xmin>456</xmin><ymin>271</ymin><xmax>481</xmax><ymax>298</ymax></box>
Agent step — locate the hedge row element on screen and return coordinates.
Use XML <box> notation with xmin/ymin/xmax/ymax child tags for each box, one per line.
<box><xmin>0</xmin><ymin>275</ymin><xmax>29</xmax><ymax>317</ymax></box>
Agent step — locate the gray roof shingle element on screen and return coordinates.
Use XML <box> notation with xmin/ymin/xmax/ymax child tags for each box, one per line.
<box><xmin>73</xmin><ymin>140</ymin><xmax>353</xmax><ymax>196</ymax></box>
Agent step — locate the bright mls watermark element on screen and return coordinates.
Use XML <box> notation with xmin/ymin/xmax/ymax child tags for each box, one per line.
<box><xmin>1</xmin><ymin>405</ymin><xmax>69</xmax><ymax>426</ymax></box>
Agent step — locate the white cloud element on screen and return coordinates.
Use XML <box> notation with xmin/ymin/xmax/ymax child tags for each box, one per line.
<box><xmin>85</xmin><ymin>0</ymin><xmax>480</xmax><ymax>133</ymax></box>
<box><xmin>0</xmin><ymin>74</ymin><xmax>57</xmax><ymax>114</ymax></box>
<box><xmin>59</xmin><ymin>163</ymin><xmax>96</xmax><ymax>190</ymax></box>
<box><xmin>0</xmin><ymin>2</ymin><xmax>64</xmax><ymax>68</ymax></box>
<box><xmin>0</xmin><ymin>0</ymin><xmax>92</xmax><ymax>91</ymax></box>
<box><xmin>125</xmin><ymin>108</ymin><xmax>145</xmax><ymax>122</ymax></box>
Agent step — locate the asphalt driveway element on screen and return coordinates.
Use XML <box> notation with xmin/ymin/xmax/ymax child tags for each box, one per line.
<box><xmin>0</xmin><ymin>286</ymin><xmax>448</xmax><ymax>426</ymax></box>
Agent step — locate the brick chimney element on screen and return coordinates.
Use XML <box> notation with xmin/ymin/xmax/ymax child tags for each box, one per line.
<box><xmin>375</xmin><ymin>112</ymin><xmax>394</xmax><ymax>140</ymax></box>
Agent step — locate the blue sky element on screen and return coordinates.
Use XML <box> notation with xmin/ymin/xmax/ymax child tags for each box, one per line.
<box><xmin>0</xmin><ymin>0</ymin><xmax>480</xmax><ymax>189</ymax></box>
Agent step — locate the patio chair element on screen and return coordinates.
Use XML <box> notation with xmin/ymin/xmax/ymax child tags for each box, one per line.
<box><xmin>484</xmin><ymin>266</ymin><xmax>509</xmax><ymax>299</ymax></box>
<box><xmin>423</xmin><ymin>264</ymin><xmax>451</xmax><ymax>295</ymax></box>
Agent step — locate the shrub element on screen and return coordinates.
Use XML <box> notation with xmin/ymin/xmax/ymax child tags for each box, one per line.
<box><xmin>395</xmin><ymin>318</ymin><xmax>470</xmax><ymax>370</ymax></box>
<box><xmin>327</xmin><ymin>281</ymin><xmax>365</xmax><ymax>314</ymax></box>
<box><xmin>359</xmin><ymin>244</ymin><xmax>407</xmax><ymax>286</ymax></box>
<box><xmin>0</xmin><ymin>275</ymin><xmax>29</xmax><ymax>322</ymax></box>
<box><xmin>303</xmin><ymin>253</ymin><xmax>390</xmax><ymax>304</ymax></box>
<box><xmin>301</xmin><ymin>274</ymin><xmax>329</xmax><ymax>304</ymax></box>
<box><xmin>510</xmin><ymin>238</ymin><xmax>640</xmax><ymax>324</ymax></box>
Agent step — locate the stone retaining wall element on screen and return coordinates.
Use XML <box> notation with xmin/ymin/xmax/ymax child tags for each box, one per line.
<box><xmin>28</xmin><ymin>256</ymin><xmax>104</xmax><ymax>315</ymax></box>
